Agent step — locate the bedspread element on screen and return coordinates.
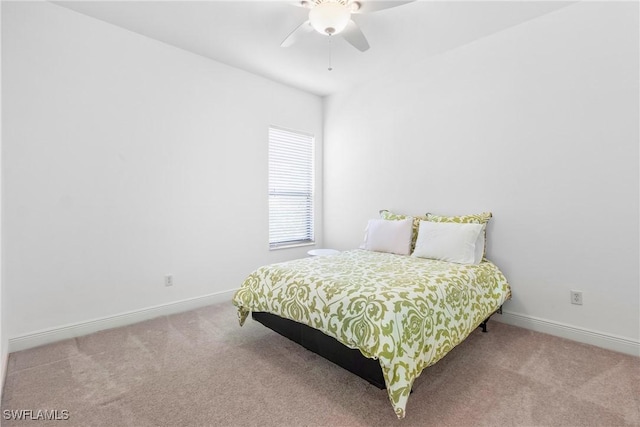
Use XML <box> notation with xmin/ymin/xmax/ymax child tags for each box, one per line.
<box><xmin>232</xmin><ymin>249</ymin><xmax>511</xmax><ymax>418</ymax></box>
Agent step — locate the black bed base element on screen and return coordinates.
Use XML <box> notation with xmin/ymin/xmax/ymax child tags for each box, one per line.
<box><xmin>252</xmin><ymin>311</ymin><xmax>386</xmax><ymax>388</ymax></box>
<box><xmin>252</xmin><ymin>308</ymin><xmax>501</xmax><ymax>390</ymax></box>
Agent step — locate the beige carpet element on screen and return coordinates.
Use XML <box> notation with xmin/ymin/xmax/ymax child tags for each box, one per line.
<box><xmin>2</xmin><ymin>302</ymin><xmax>639</xmax><ymax>426</ymax></box>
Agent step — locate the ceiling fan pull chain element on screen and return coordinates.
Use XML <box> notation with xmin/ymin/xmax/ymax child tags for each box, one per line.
<box><xmin>328</xmin><ymin>35</ymin><xmax>333</xmax><ymax>71</ymax></box>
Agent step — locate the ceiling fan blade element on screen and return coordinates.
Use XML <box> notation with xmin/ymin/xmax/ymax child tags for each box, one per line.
<box><xmin>351</xmin><ymin>0</ymin><xmax>415</xmax><ymax>14</ymax></box>
<box><xmin>281</xmin><ymin>20</ymin><xmax>314</xmax><ymax>47</ymax></box>
<box><xmin>341</xmin><ymin>20</ymin><xmax>370</xmax><ymax>52</ymax></box>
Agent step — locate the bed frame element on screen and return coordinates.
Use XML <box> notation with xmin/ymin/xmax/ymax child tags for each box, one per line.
<box><xmin>252</xmin><ymin>306</ymin><xmax>502</xmax><ymax>390</ymax></box>
<box><xmin>252</xmin><ymin>311</ymin><xmax>386</xmax><ymax>388</ymax></box>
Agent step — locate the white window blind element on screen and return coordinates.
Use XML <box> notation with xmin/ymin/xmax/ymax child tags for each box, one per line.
<box><xmin>269</xmin><ymin>126</ymin><xmax>315</xmax><ymax>249</ymax></box>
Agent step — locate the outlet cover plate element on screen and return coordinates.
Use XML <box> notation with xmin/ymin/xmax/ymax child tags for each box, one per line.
<box><xmin>570</xmin><ymin>290</ymin><xmax>582</xmax><ymax>305</ymax></box>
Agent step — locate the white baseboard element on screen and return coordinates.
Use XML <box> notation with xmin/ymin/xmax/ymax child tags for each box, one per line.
<box><xmin>9</xmin><ymin>297</ymin><xmax>639</xmax><ymax>358</ymax></box>
<box><xmin>8</xmin><ymin>289</ymin><xmax>238</xmax><ymax>353</ymax></box>
<box><xmin>495</xmin><ymin>311</ymin><xmax>639</xmax><ymax>357</ymax></box>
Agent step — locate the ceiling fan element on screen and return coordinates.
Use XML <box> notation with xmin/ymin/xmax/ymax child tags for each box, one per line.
<box><xmin>281</xmin><ymin>0</ymin><xmax>414</xmax><ymax>52</ymax></box>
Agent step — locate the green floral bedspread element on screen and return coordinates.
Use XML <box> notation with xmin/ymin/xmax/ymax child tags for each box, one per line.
<box><xmin>232</xmin><ymin>249</ymin><xmax>511</xmax><ymax>418</ymax></box>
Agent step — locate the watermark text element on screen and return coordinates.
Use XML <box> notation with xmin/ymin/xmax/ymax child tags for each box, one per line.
<box><xmin>3</xmin><ymin>409</ymin><xmax>70</xmax><ymax>421</ymax></box>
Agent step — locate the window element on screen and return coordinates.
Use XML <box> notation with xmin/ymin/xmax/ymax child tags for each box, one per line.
<box><xmin>268</xmin><ymin>126</ymin><xmax>315</xmax><ymax>249</ymax></box>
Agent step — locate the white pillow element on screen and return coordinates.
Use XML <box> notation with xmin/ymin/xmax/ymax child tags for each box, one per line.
<box><xmin>413</xmin><ymin>221</ymin><xmax>484</xmax><ymax>264</ymax></box>
<box><xmin>362</xmin><ymin>218</ymin><xmax>413</xmax><ymax>255</ymax></box>
<box><xmin>474</xmin><ymin>225</ymin><xmax>486</xmax><ymax>264</ymax></box>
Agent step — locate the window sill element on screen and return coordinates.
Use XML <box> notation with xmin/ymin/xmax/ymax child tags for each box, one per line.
<box><xmin>269</xmin><ymin>242</ymin><xmax>316</xmax><ymax>251</ymax></box>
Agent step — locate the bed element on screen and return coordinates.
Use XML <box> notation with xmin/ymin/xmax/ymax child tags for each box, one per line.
<box><xmin>232</xmin><ymin>248</ymin><xmax>511</xmax><ymax>418</ymax></box>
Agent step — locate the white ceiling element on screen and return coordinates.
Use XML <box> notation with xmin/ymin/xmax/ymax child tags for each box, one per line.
<box><xmin>55</xmin><ymin>1</ymin><xmax>572</xmax><ymax>96</ymax></box>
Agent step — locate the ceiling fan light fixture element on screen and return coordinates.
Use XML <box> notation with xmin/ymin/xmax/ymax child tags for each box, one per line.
<box><xmin>309</xmin><ymin>2</ymin><xmax>351</xmax><ymax>35</ymax></box>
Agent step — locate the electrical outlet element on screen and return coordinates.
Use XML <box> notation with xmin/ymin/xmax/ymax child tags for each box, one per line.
<box><xmin>570</xmin><ymin>290</ymin><xmax>582</xmax><ymax>305</ymax></box>
<box><xmin>165</xmin><ymin>274</ymin><xmax>173</xmax><ymax>287</ymax></box>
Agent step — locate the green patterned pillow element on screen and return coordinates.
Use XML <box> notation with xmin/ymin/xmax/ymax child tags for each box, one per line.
<box><xmin>379</xmin><ymin>210</ymin><xmax>428</xmax><ymax>253</ymax></box>
<box><xmin>426</xmin><ymin>212</ymin><xmax>492</xmax><ymax>224</ymax></box>
<box><xmin>425</xmin><ymin>212</ymin><xmax>492</xmax><ymax>260</ymax></box>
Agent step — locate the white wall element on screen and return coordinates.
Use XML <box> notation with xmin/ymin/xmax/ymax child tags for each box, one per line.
<box><xmin>2</xmin><ymin>2</ymin><xmax>323</xmax><ymax>340</ymax></box>
<box><xmin>324</xmin><ymin>2</ymin><xmax>639</xmax><ymax>349</ymax></box>
<box><xmin>0</xmin><ymin>0</ymin><xmax>5</xmax><ymax>397</ymax></box>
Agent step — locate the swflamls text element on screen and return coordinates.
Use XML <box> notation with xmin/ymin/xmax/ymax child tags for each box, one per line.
<box><xmin>3</xmin><ymin>409</ymin><xmax>70</xmax><ymax>421</ymax></box>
